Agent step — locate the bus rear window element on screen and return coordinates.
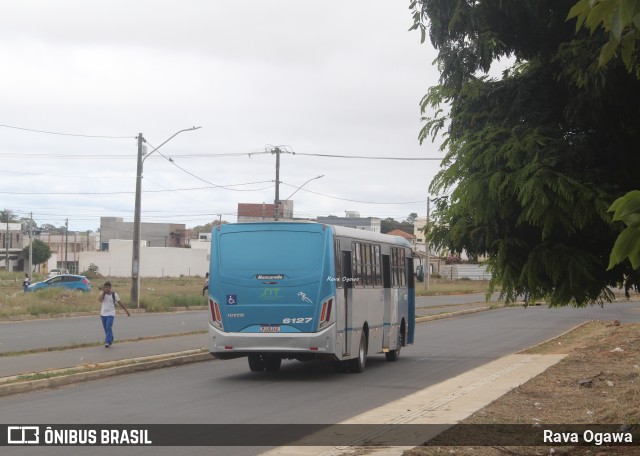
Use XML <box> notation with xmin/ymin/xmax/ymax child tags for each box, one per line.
<box><xmin>219</xmin><ymin>231</ymin><xmax>323</xmax><ymax>277</ymax></box>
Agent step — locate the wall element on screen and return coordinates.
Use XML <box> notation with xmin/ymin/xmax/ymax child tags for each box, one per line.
<box><xmin>79</xmin><ymin>239</ymin><xmax>209</xmax><ymax>278</ymax></box>
<box><xmin>99</xmin><ymin>217</ymin><xmax>188</xmax><ymax>249</ymax></box>
<box><xmin>440</xmin><ymin>264</ymin><xmax>492</xmax><ymax>281</ymax></box>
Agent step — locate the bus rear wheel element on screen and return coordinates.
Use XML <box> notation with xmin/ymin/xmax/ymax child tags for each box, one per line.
<box><xmin>349</xmin><ymin>333</ymin><xmax>367</xmax><ymax>373</ymax></box>
<box><xmin>385</xmin><ymin>327</ymin><xmax>404</xmax><ymax>362</ymax></box>
<box><xmin>264</xmin><ymin>355</ymin><xmax>282</xmax><ymax>372</ymax></box>
<box><xmin>248</xmin><ymin>354</ymin><xmax>264</xmax><ymax>372</ymax></box>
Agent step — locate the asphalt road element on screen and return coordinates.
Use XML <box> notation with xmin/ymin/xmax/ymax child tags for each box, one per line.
<box><xmin>0</xmin><ymin>293</ymin><xmax>495</xmax><ymax>353</ymax></box>
<box><xmin>2</xmin><ymin>301</ymin><xmax>639</xmax><ymax>456</ymax></box>
<box><xmin>0</xmin><ymin>311</ymin><xmax>208</xmax><ymax>354</ymax></box>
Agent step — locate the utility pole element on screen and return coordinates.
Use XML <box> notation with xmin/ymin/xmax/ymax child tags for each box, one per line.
<box><xmin>273</xmin><ymin>147</ymin><xmax>281</xmax><ymax>221</ymax></box>
<box><xmin>65</xmin><ymin>218</ymin><xmax>69</xmax><ymax>272</ymax></box>
<box><xmin>131</xmin><ymin>133</ymin><xmax>144</xmax><ymax>308</ymax></box>
<box><xmin>5</xmin><ymin>220</ymin><xmax>8</xmax><ymax>271</ymax></box>
<box><xmin>28</xmin><ymin>212</ymin><xmax>33</xmax><ymax>279</ymax></box>
<box><xmin>425</xmin><ymin>196</ymin><xmax>430</xmax><ymax>291</ymax></box>
<box><xmin>131</xmin><ymin>127</ymin><xmax>201</xmax><ymax>308</ymax></box>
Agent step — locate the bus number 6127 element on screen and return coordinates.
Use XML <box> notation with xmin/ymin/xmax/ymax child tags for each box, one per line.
<box><xmin>283</xmin><ymin>317</ymin><xmax>313</xmax><ymax>324</ymax></box>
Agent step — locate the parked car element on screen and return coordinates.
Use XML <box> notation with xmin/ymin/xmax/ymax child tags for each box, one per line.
<box><xmin>27</xmin><ymin>274</ymin><xmax>91</xmax><ymax>293</ymax></box>
<box><xmin>47</xmin><ymin>268</ymin><xmax>69</xmax><ymax>278</ymax></box>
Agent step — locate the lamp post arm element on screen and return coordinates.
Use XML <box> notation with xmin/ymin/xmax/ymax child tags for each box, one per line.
<box><xmin>142</xmin><ymin>126</ymin><xmax>201</xmax><ymax>165</ymax></box>
<box><xmin>284</xmin><ymin>174</ymin><xmax>324</xmax><ymax>201</ymax></box>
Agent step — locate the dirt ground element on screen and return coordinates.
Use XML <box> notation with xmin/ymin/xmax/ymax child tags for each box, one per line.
<box><xmin>405</xmin><ymin>319</ymin><xmax>640</xmax><ymax>455</ymax></box>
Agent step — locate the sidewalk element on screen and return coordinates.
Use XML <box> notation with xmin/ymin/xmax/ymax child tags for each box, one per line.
<box><xmin>0</xmin><ymin>302</ymin><xmax>494</xmax><ymax>397</ymax></box>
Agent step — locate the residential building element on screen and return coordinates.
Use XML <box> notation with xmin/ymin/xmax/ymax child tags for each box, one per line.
<box><xmin>99</xmin><ymin>217</ymin><xmax>189</xmax><ymax>250</ymax></box>
<box><xmin>33</xmin><ymin>231</ymin><xmax>99</xmax><ymax>274</ymax></box>
<box><xmin>237</xmin><ymin>201</ymin><xmax>294</xmax><ymax>222</ymax></box>
<box><xmin>317</xmin><ymin>215</ymin><xmax>382</xmax><ymax>232</ymax></box>
<box><xmin>1</xmin><ymin>222</ymin><xmax>22</xmax><ymax>271</ymax></box>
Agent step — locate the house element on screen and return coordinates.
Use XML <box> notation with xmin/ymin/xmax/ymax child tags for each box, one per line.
<box><xmin>317</xmin><ymin>214</ymin><xmax>382</xmax><ymax>232</ymax></box>
<box><xmin>0</xmin><ymin>222</ymin><xmax>23</xmax><ymax>271</ymax></box>
<box><xmin>237</xmin><ymin>201</ymin><xmax>294</xmax><ymax>222</ymax></box>
<box><xmin>99</xmin><ymin>217</ymin><xmax>189</xmax><ymax>250</ymax></box>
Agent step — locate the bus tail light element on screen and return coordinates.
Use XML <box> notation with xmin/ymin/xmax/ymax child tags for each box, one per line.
<box><xmin>209</xmin><ymin>298</ymin><xmax>224</xmax><ymax>331</ymax></box>
<box><xmin>318</xmin><ymin>298</ymin><xmax>333</xmax><ymax>330</ymax></box>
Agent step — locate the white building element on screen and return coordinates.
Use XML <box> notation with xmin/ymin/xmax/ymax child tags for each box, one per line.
<box><xmin>79</xmin><ymin>239</ymin><xmax>208</xmax><ymax>278</ymax></box>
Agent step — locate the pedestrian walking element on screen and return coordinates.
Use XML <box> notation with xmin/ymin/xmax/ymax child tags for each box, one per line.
<box><xmin>22</xmin><ymin>273</ymin><xmax>30</xmax><ymax>292</ymax></box>
<box><xmin>202</xmin><ymin>272</ymin><xmax>209</xmax><ymax>296</ymax></box>
<box><xmin>98</xmin><ymin>281</ymin><xmax>130</xmax><ymax>348</ymax></box>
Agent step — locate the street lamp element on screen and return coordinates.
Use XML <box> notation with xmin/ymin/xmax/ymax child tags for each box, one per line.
<box><xmin>278</xmin><ymin>175</ymin><xmax>324</xmax><ymax>220</ymax></box>
<box><xmin>284</xmin><ymin>175</ymin><xmax>324</xmax><ymax>201</ymax></box>
<box><xmin>131</xmin><ymin>126</ymin><xmax>201</xmax><ymax>307</ymax></box>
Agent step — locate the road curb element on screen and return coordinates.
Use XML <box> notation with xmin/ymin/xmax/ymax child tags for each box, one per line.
<box><xmin>0</xmin><ymin>350</ymin><xmax>213</xmax><ymax>398</ymax></box>
<box><xmin>416</xmin><ymin>305</ymin><xmax>492</xmax><ymax>323</ymax></box>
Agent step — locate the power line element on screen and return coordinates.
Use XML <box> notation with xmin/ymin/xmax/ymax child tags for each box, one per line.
<box><xmin>0</xmin><ymin>181</ymin><xmax>274</xmax><ymax>195</ymax></box>
<box><xmin>280</xmin><ymin>181</ymin><xmax>427</xmax><ymax>205</ymax></box>
<box><xmin>0</xmin><ymin>123</ymin><xmax>134</xmax><ymax>139</ymax></box>
<box><xmin>144</xmin><ymin>139</ymin><xmax>273</xmax><ymax>192</ymax></box>
<box><xmin>292</xmin><ymin>152</ymin><xmax>443</xmax><ymax>160</ymax></box>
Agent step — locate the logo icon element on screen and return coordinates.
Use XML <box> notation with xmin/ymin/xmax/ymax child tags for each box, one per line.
<box><xmin>256</xmin><ymin>274</ymin><xmax>284</xmax><ymax>280</ymax></box>
<box><xmin>226</xmin><ymin>294</ymin><xmax>237</xmax><ymax>305</ymax></box>
<box><xmin>297</xmin><ymin>291</ymin><xmax>313</xmax><ymax>304</ymax></box>
<box><xmin>8</xmin><ymin>426</ymin><xmax>40</xmax><ymax>444</ymax></box>
<box><xmin>260</xmin><ymin>288</ymin><xmax>281</xmax><ymax>300</ymax></box>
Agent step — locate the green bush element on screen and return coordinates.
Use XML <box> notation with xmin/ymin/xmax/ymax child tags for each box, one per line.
<box><xmin>140</xmin><ymin>294</ymin><xmax>206</xmax><ymax>312</ymax></box>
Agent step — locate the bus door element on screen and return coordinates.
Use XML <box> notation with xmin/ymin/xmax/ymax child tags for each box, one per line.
<box><xmin>382</xmin><ymin>254</ymin><xmax>392</xmax><ymax>349</ymax></box>
<box><xmin>342</xmin><ymin>250</ymin><xmax>353</xmax><ymax>357</ymax></box>
<box><xmin>406</xmin><ymin>256</ymin><xmax>415</xmax><ymax>344</ymax></box>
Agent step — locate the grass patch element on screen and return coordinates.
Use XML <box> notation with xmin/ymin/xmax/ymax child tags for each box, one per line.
<box><xmin>1</xmin><ymin>274</ymin><xmax>207</xmax><ymax>317</ymax></box>
<box><xmin>141</xmin><ymin>294</ymin><xmax>207</xmax><ymax>312</ymax></box>
<box><xmin>416</xmin><ymin>279</ymin><xmax>494</xmax><ymax>297</ymax></box>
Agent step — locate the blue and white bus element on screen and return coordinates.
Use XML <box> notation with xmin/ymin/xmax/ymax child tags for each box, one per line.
<box><xmin>207</xmin><ymin>222</ymin><xmax>415</xmax><ymax>373</ymax></box>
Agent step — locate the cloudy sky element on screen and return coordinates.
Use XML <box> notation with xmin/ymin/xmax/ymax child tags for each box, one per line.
<box><xmin>0</xmin><ymin>0</ymin><xmax>443</xmax><ymax>233</ymax></box>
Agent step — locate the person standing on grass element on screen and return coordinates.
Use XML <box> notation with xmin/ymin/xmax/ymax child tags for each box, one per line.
<box><xmin>22</xmin><ymin>273</ymin><xmax>30</xmax><ymax>292</ymax></box>
<box><xmin>98</xmin><ymin>281</ymin><xmax>130</xmax><ymax>348</ymax></box>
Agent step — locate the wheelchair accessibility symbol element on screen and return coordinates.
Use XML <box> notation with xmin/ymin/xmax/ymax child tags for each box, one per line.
<box><xmin>227</xmin><ymin>294</ymin><xmax>237</xmax><ymax>305</ymax></box>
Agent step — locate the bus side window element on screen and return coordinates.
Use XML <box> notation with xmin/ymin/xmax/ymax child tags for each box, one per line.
<box><xmin>334</xmin><ymin>239</ymin><xmax>342</xmax><ymax>288</ymax></box>
<box><xmin>352</xmin><ymin>241</ymin><xmax>362</xmax><ymax>288</ymax></box>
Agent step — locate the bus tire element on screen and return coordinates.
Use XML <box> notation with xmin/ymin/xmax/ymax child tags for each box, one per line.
<box><xmin>385</xmin><ymin>340</ymin><xmax>401</xmax><ymax>362</ymax></box>
<box><xmin>248</xmin><ymin>354</ymin><xmax>265</xmax><ymax>372</ymax></box>
<box><xmin>333</xmin><ymin>360</ymin><xmax>348</xmax><ymax>373</ymax></box>
<box><xmin>264</xmin><ymin>355</ymin><xmax>282</xmax><ymax>372</ymax></box>
<box><xmin>385</xmin><ymin>326</ymin><xmax>404</xmax><ymax>362</ymax></box>
<box><xmin>349</xmin><ymin>332</ymin><xmax>367</xmax><ymax>373</ymax></box>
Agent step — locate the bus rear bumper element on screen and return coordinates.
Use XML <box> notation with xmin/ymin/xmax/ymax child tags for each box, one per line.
<box><xmin>208</xmin><ymin>323</ymin><xmax>337</xmax><ymax>358</ymax></box>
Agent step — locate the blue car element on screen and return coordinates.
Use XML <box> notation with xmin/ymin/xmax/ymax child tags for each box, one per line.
<box><xmin>27</xmin><ymin>274</ymin><xmax>92</xmax><ymax>293</ymax></box>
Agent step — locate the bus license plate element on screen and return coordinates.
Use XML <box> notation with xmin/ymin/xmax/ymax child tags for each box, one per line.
<box><xmin>260</xmin><ymin>325</ymin><xmax>281</xmax><ymax>333</ymax></box>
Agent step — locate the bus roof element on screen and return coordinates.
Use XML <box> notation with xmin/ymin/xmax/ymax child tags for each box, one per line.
<box><xmin>217</xmin><ymin>222</ymin><xmax>413</xmax><ymax>249</ymax></box>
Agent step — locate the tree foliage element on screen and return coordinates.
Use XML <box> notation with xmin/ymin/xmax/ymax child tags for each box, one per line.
<box><xmin>0</xmin><ymin>209</ymin><xmax>18</xmax><ymax>223</ymax></box>
<box><xmin>381</xmin><ymin>217</ymin><xmax>415</xmax><ymax>235</ymax></box>
<box><xmin>568</xmin><ymin>0</ymin><xmax>640</xmax><ymax>76</ymax></box>
<box><xmin>22</xmin><ymin>239</ymin><xmax>52</xmax><ymax>268</ymax></box>
<box><xmin>411</xmin><ymin>0</ymin><xmax>640</xmax><ymax>305</ymax></box>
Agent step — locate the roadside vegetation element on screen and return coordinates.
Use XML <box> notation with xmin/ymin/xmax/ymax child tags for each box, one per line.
<box><xmin>0</xmin><ymin>270</ymin><xmax>492</xmax><ymax>317</ymax></box>
<box><xmin>0</xmin><ymin>272</ymin><xmax>207</xmax><ymax>317</ymax></box>
<box><xmin>416</xmin><ymin>278</ymin><xmax>493</xmax><ymax>297</ymax></box>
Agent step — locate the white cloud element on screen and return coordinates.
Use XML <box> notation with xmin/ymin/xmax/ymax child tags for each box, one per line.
<box><xmin>0</xmin><ymin>0</ymin><xmax>443</xmax><ymax>231</ymax></box>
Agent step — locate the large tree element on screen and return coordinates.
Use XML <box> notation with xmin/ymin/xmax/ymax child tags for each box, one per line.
<box><xmin>411</xmin><ymin>0</ymin><xmax>640</xmax><ymax>305</ymax></box>
<box><xmin>22</xmin><ymin>239</ymin><xmax>52</xmax><ymax>270</ymax></box>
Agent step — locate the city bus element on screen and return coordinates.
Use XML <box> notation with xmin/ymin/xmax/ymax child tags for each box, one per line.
<box><xmin>207</xmin><ymin>222</ymin><xmax>415</xmax><ymax>373</ymax></box>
